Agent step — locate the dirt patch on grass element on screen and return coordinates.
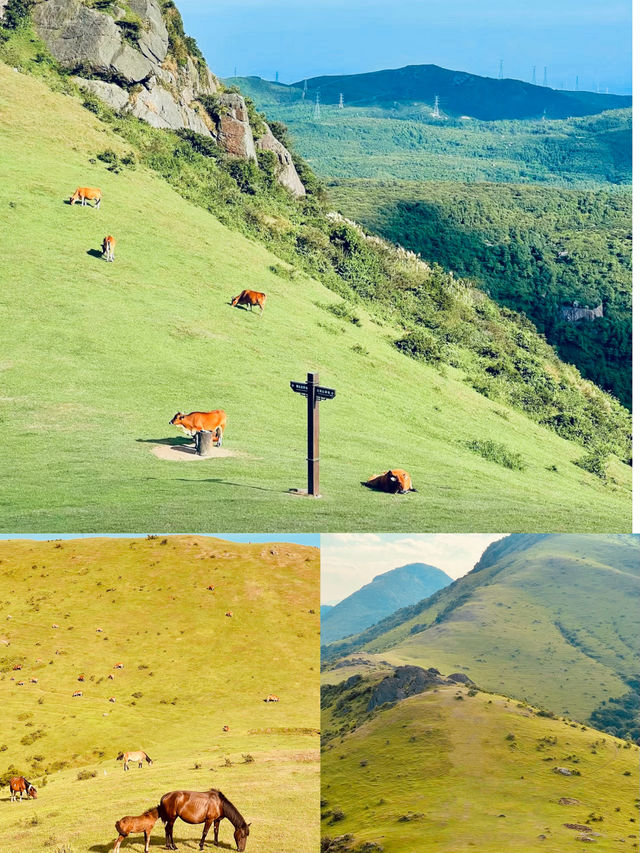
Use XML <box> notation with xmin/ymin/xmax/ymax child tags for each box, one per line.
<box><xmin>150</xmin><ymin>444</ymin><xmax>242</xmax><ymax>462</ymax></box>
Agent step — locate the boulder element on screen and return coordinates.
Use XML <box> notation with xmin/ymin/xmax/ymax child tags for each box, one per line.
<box><xmin>128</xmin><ymin>0</ymin><xmax>168</xmax><ymax>64</ymax></box>
<box><xmin>74</xmin><ymin>77</ymin><xmax>130</xmax><ymax>111</ymax></box>
<box><xmin>32</xmin><ymin>0</ymin><xmax>155</xmax><ymax>83</ymax></box>
<box><xmin>257</xmin><ymin>125</ymin><xmax>306</xmax><ymax>196</ymax></box>
<box><xmin>213</xmin><ymin>93</ymin><xmax>256</xmax><ymax>160</ymax></box>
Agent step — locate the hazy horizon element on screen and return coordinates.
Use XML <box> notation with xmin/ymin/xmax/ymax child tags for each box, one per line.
<box><xmin>178</xmin><ymin>0</ymin><xmax>632</xmax><ymax>95</ymax></box>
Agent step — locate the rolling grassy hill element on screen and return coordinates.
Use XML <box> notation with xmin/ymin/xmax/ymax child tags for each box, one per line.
<box><xmin>322</xmin><ymin>535</ymin><xmax>640</xmax><ymax>723</ymax></box>
<box><xmin>290</xmin><ymin>65</ymin><xmax>631</xmax><ymax>121</ymax></box>
<box><xmin>321</xmin><ymin>674</ymin><xmax>639</xmax><ymax>853</ymax></box>
<box><xmin>0</xmin><ymin>536</ymin><xmax>319</xmax><ymax>852</ymax></box>
<box><xmin>321</xmin><ymin>562</ymin><xmax>452</xmax><ymax>645</ymax></box>
<box><xmin>0</xmin><ymin>61</ymin><xmax>632</xmax><ymax>532</ymax></box>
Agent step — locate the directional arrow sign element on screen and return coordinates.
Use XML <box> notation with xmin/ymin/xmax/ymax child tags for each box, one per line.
<box><xmin>289</xmin><ymin>372</ymin><xmax>336</xmax><ymax>496</ymax></box>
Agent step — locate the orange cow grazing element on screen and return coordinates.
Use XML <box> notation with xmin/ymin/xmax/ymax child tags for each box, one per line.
<box><xmin>72</xmin><ymin>690</ymin><xmax>83</xmax><ymax>697</ymax></box>
<box><xmin>114</xmin><ymin>663</ymin><xmax>124</xmax><ymax>669</ymax></box>
<box><xmin>265</xmin><ymin>694</ymin><xmax>279</xmax><ymax>703</ymax></box>
<box><xmin>113</xmin><ymin>807</ymin><xmax>159</xmax><ymax>853</ymax></box>
<box><xmin>70</xmin><ymin>187</ymin><xmax>102</xmax><ymax>208</ymax></box>
<box><xmin>78</xmin><ymin>675</ymin><xmax>86</xmax><ymax>682</ymax></box>
<box><xmin>222</xmin><ymin>725</ymin><xmax>230</xmax><ymax>732</ymax></box>
<box><xmin>225</xmin><ymin>611</ymin><xmax>233</xmax><ymax>618</ymax></box>
<box><xmin>102</xmin><ymin>235</ymin><xmax>116</xmax><ymax>262</ymax></box>
<box><xmin>231</xmin><ymin>289</ymin><xmax>266</xmax><ymax>315</ymax></box>
<box><xmin>364</xmin><ymin>469</ymin><xmax>416</xmax><ymax>495</ymax></box>
<box><xmin>12</xmin><ymin>664</ymin><xmax>22</xmax><ymax>671</ymax></box>
<box><xmin>108</xmin><ymin>673</ymin><xmax>115</xmax><ymax>680</ymax></box>
<box><xmin>170</xmin><ymin>410</ymin><xmax>227</xmax><ymax>446</ymax></box>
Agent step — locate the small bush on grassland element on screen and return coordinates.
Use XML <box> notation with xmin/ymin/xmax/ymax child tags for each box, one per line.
<box><xmin>574</xmin><ymin>449</ymin><xmax>608</xmax><ymax>480</ymax></box>
<box><xmin>465</xmin><ymin>439</ymin><xmax>526</xmax><ymax>471</ymax></box>
<box><xmin>76</xmin><ymin>769</ymin><xmax>96</xmax><ymax>781</ymax></box>
<box><xmin>242</xmin><ymin>754</ymin><xmax>254</xmax><ymax>763</ymax></box>
<box><xmin>395</xmin><ymin>329</ymin><xmax>443</xmax><ymax>364</ymax></box>
<box><xmin>326</xmin><ymin>302</ymin><xmax>361</xmax><ymax>326</ymax></box>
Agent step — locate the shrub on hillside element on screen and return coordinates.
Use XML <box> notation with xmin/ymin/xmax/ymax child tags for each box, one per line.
<box><xmin>573</xmin><ymin>449</ymin><xmax>608</xmax><ymax>480</ymax></box>
<box><xmin>395</xmin><ymin>330</ymin><xmax>443</xmax><ymax>364</ymax></box>
<box><xmin>465</xmin><ymin>439</ymin><xmax>526</xmax><ymax>471</ymax></box>
<box><xmin>76</xmin><ymin>769</ymin><xmax>96</xmax><ymax>781</ymax></box>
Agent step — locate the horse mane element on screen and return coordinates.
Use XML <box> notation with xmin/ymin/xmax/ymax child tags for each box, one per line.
<box><xmin>213</xmin><ymin>790</ymin><xmax>246</xmax><ymax>828</ymax></box>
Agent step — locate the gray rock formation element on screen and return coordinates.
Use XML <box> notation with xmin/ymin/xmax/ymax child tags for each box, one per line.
<box><xmin>257</xmin><ymin>125</ymin><xmax>306</xmax><ymax>197</ymax></box>
<box><xmin>4</xmin><ymin>0</ymin><xmax>304</xmax><ymax>192</ymax></box>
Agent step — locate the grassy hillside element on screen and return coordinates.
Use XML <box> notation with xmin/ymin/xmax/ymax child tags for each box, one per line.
<box><xmin>0</xmin><ymin>536</ymin><xmax>319</xmax><ymax>852</ymax></box>
<box><xmin>321</xmin><ymin>563</ymin><xmax>452</xmax><ymax>646</ymax></box>
<box><xmin>322</xmin><ymin>535</ymin><xmax>640</xmax><ymax>723</ymax></box>
<box><xmin>328</xmin><ymin>180</ymin><xmax>632</xmax><ymax>408</ymax></box>
<box><xmin>226</xmin><ymin>78</ymin><xmax>631</xmax><ymax>187</ymax></box>
<box><xmin>0</xmin><ymin>54</ymin><xmax>631</xmax><ymax>531</ymax></box>
<box><xmin>321</xmin><ymin>677</ymin><xmax>639</xmax><ymax>853</ymax></box>
<box><xmin>290</xmin><ymin>65</ymin><xmax>631</xmax><ymax>121</ymax></box>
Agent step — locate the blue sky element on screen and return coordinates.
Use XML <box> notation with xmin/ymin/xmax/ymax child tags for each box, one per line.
<box><xmin>178</xmin><ymin>0</ymin><xmax>632</xmax><ymax>94</ymax></box>
<box><xmin>321</xmin><ymin>534</ymin><xmax>506</xmax><ymax>603</ymax></box>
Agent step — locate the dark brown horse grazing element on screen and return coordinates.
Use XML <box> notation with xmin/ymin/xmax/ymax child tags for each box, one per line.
<box><xmin>158</xmin><ymin>789</ymin><xmax>250</xmax><ymax>851</ymax></box>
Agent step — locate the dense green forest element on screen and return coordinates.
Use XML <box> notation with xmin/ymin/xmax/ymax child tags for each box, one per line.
<box><xmin>226</xmin><ymin>79</ymin><xmax>632</xmax><ymax>187</ymax></box>
<box><xmin>328</xmin><ymin>181</ymin><xmax>631</xmax><ymax>407</ymax></box>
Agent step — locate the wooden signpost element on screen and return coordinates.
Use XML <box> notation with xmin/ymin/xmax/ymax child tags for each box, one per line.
<box><xmin>290</xmin><ymin>372</ymin><xmax>336</xmax><ymax>497</ymax></box>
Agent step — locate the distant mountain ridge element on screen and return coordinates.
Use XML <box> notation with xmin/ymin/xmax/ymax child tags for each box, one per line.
<box><xmin>321</xmin><ymin>562</ymin><xmax>452</xmax><ymax>646</ymax></box>
<box><xmin>291</xmin><ymin>64</ymin><xmax>631</xmax><ymax>120</ymax></box>
<box><xmin>323</xmin><ymin>534</ymin><xmax>639</xmax><ymax>724</ymax></box>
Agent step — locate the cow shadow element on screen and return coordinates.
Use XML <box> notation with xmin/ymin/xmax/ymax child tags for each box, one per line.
<box><xmin>87</xmin><ymin>248</ymin><xmax>104</xmax><ymax>259</ymax></box>
<box><xmin>175</xmin><ymin>477</ymin><xmax>281</xmax><ymax>494</ymax></box>
<box><xmin>136</xmin><ymin>437</ymin><xmax>193</xmax><ymax>447</ymax></box>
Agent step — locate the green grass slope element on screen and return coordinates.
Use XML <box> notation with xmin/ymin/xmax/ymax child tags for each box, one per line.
<box><xmin>0</xmin><ymin>65</ymin><xmax>631</xmax><ymax>531</ymax></box>
<box><xmin>321</xmin><ymin>678</ymin><xmax>639</xmax><ymax>853</ymax></box>
<box><xmin>323</xmin><ymin>535</ymin><xmax>639</xmax><ymax>722</ymax></box>
<box><xmin>0</xmin><ymin>536</ymin><xmax>319</xmax><ymax>852</ymax></box>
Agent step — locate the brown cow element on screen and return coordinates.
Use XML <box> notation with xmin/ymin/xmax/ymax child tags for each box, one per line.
<box><xmin>102</xmin><ymin>235</ymin><xmax>116</xmax><ymax>262</ymax></box>
<box><xmin>363</xmin><ymin>469</ymin><xmax>416</xmax><ymax>495</ymax></box>
<box><xmin>9</xmin><ymin>777</ymin><xmax>37</xmax><ymax>802</ymax></box>
<box><xmin>231</xmin><ymin>289</ymin><xmax>266</xmax><ymax>315</ymax></box>
<box><xmin>113</xmin><ymin>807</ymin><xmax>159</xmax><ymax>853</ymax></box>
<box><xmin>114</xmin><ymin>663</ymin><xmax>124</xmax><ymax>669</ymax></box>
<box><xmin>170</xmin><ymin>410</ymin><xmax>227</xmax><ymax>446</ymax></box>
<box><xmin>72</xmin><ymin>690</ymin><xmax>83</xmax><ymax>697</ymax></box>
<box><xmin>225</xmin><ymin>611</ymin><xmax>233</xmax><ymax>618</ymax></box>
<box><xmin>222</xmin><ymin>725</ymin><xmax>230</xmax><ymax>732</ymax></box>
<box><xmin>12</xmin><ymin>664</ymin><xmax>22</xmax><ymax>671</ymax></box>
<box><xmin>70</xmin><ymin>187</ymin><xmax>101</xmax><ymax>208</ymax></box>
<box><xmin>78</xmin><ymin>675</ymin><xmax>86</xmax><ymax>682</ymax></box>
<box><xmin>264</xmin><ymin>694</ymin><xmax>279</xmax><ymax>702</ymax></box>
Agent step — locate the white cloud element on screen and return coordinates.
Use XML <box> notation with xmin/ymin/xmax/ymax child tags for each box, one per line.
<box><xmin>321</xmin><ymin>534</ymin><xmax>506</xmax><ymax>603</ymax></box>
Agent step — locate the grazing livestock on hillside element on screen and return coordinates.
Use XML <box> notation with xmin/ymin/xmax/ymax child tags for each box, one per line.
<box><xmin>363</xmin><ymin>469</ymin><xmax>416</xmax><ymax>494</ymax></box>
<box><xmin>158</xmin><ymin>789</ymin><xmax>250</xmax><ymax>852</ymax></box>
<box><xmin>114</xmin><ymin>663</ymin><xmax>124</xmax><ymax>669</ymax></box>
<box><xmin>113</xmin><ymin>806</ymin><xmax>159</xmax><ymax>853</ymax></box>
<box><xmin>116</xmin><ymin>750</ymin><xmax>153</xmax><ymax>770</ymax></box>
<box><xmin>72</xmin><ymin>690</ymin><xmax>83</xmax><ymax>697</ymax></box>
<box><xmin>225</xmin><ymin>611</ymin><xmax>233</xmax><ymax>618</ymax></box>
<box><xmin>70</xmin><ymin>186</ymin><xmax>101</xmax><ymax>207</ymax></box>
<box><xmin>264</xmin><ymin>694</ymin><xmax>280</xmax><ymax>702</ymax></box>
<box><xmin>230</xmin><ymin>289</ymin><xmax>266</xmax><ymax>315</ymax></box>
<box><xmin>170</xmin><ymin>410</ymin><xmax>227</xmax><ymax>445</ymax></box>
<box><xmin>102</xmin><ymin>235</ymin><xmax>116</xmax><ymax>262</ymax></box>
<box><xmin>9</xmin><ymin>777</ymin><xmax>37</xmax><ymax>802</ymax></box>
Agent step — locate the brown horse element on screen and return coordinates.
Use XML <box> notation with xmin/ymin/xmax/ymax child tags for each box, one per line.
<box><xmin>113</xmin><ymin>806</ymin><xmax>159</xmax><ymax>852</ymax></box>
<box><xmin>158</xmin><ymin>789</ymin><xmax>250</xmax><ymax>851</ymax></box>
<box><xmin>9</xmin><ymin>776</ymin><xmax>37</xmax><ymax>802</ymax></box>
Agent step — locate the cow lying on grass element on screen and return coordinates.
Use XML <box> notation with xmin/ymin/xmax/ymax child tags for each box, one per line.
<box><xmin>113</xmin><ymin>807</ymin><xmax>159</xmax><ymax>853</ymax></box>
<box><xmin>363</xmin><ymin>469</ymin><xmax>416</xmax><ymax>494</ymax></box>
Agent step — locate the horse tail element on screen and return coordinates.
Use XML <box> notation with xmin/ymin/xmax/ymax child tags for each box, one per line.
<box><xmin>157</xmin><ymin>798</ymin><xmax>169</xmax><ymax>824</ymax></box>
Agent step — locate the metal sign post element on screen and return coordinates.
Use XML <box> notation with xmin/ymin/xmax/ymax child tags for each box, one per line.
<box><xmin>290</xmin><ymin>372</ymin><xmax>336</xmax><ymax>497</ymax></box>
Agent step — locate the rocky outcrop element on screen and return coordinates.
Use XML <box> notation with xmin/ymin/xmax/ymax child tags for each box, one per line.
<box><xmin>367</xmin><ymin>665</ymin><xmax>467</xmax><ymax>711</ymax></box>
<box><xmin>210</xmin><ymin>92</ymin><xmax>256</xmax><ymax>160</ymax></box>
<box><xmin>560</xmin><ymin>301</ymin><xmax>604</xmax><ymax>323</ymax></box>
<box><xmin>257</xmin><ymin>125</ymin><xmax>306</xmax><ymax>197</ymax></box>
<box><xmin>7</xmin><ymin>0</ymin><xmax>304</xmax><ymax>192</ymax></box>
